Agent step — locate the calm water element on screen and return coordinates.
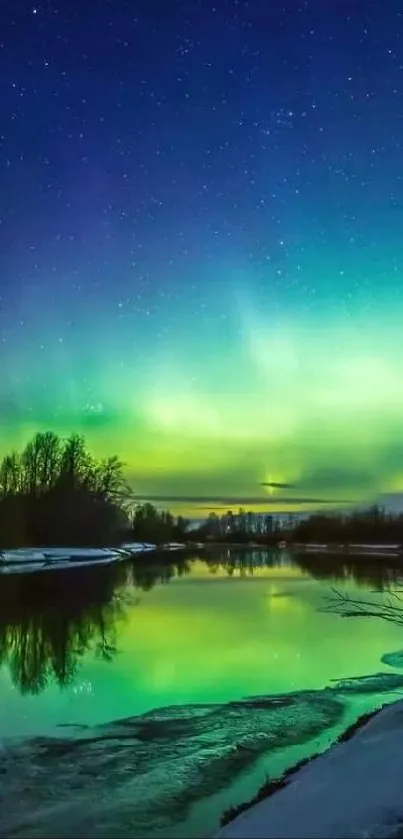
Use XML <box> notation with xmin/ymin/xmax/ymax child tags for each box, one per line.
<box><xmin>2</xmin><ymin>548</ymin><xmax>403</xmax><ymax>837</ymax></box>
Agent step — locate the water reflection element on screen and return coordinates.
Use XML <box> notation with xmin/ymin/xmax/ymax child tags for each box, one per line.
<box><xmin>205</xmin><ymin>548</ymin><xmax>403</xmax><ymax>590</ymax></box>
<box><xmin>0</xmin><ymin>556</ymin><xmax>190</xmax><ymax>696</ymax></box>
<box><xmin>1</xmin><ymin>549</ymin><xmax>402</xmax><ymax>698</ymax></box>
<box><xmin>207</xmin><ymin>548</ymin><xmax>294</xmax><ymax>575</ymax></box>
<box><xmin>293</xmin><ymin>550</ymin><xmax>403</xmax><ymax>590</ymax></box>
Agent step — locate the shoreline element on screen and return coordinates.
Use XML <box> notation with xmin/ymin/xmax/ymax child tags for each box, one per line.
<box><xmin>196</xmin><ymin>541</ymin><xmax>403</xmax><ymax>555</ymax></box>
<box><xmin>216</xmin><ymin>700</ymin><xmax>403</xmax><ymax>839</ymax></box>
<box><xmin>219</xmin><ymin>706</ymin><xmax>383</xmax><ymax>829</ymax></box>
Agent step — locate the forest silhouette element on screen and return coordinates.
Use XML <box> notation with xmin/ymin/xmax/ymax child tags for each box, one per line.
<box><xmin>0</xmin><ymin>431</ymin><xmax>188</xmax><ymax>548</ymax></box>
<box><xmin>198</xmin><ymin>505</ymin><xmax>403</xmax><ymax>547</ymax></box>
<box><xmin>1</xmin><ymin>431</ymin><xmax>403</xmax><ymax>548</ymax></box>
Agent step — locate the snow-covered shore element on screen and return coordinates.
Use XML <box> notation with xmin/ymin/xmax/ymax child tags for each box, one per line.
<box><xmin>0</xmin><ymin>542</ymin><xmax>189</xmax><ymax>575</ymax></box>
<box><xmin>217</xmin><ymin>700</ymin><xmax>403</xmax><ymax>839</ymax></box>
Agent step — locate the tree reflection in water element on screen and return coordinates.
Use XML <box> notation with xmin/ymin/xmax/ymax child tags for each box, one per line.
<box><xmin>287</xmin><ymin>551</ymin><xmax>403</xmax><ymax>632</ymax></box>
<box><xmin>205</xmin><ymin>548</ymin><xmax>403</xmax><ymax>591</ymax></box>
<box><xmin>292</xmin><ymin>550</ymin><xmax>403</xmax><ymax>592</ymax></box>
<box><xmin>0</xmin><ymin>556</ymin><xmax>190</xmax><ymax>696</ymax></box>
<box><xmin>0</xmin><ymin>548</ymin><xmax>401</xmax><ymax>698</ymax></box>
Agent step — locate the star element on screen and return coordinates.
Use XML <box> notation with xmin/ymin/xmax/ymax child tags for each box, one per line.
<box><xmin>0</xmin><ymin>0</ymin><xmax>402</xmax><ymax>522</ymax></box>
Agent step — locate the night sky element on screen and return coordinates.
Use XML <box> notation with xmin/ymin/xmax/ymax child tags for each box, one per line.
<box><xmin>1</xmin><ymin>0</ymin><xmax>403</xmax><ymax>517</ymax></box>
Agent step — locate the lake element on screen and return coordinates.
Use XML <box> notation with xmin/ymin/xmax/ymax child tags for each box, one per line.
<box><xmin>2</xmin><ymin>548</ymin><xmax>403</xmax><ymax>838</ymax></box>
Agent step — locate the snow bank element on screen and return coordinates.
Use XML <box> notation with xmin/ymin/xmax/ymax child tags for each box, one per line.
<box><xmin>41</xmin><ymin>547</ymin><xmax>118</xmax><ymax>558</ymax></box>
<box><xmin>303</xmin><ymin>543</ymin><xmax>329</xmax><ymax>550</ymax></box>
<box><xmin>162</xmin><ymin>542</ymin><xmax>187</xmax><ymax>551</ymax></box>
<box><xmin>216</xmin><ymin>700</ymin><xmax>403</xmax><ymax>839</ymax></box>
<box><xmin>119</xmin><ymin>542</ymin><xmax>155</xmax><ymax>553</ymax></box>
<box><xmin>0</xmin><ymin>690</ymin><xmax>346</xmax><ymax>838</ymax></box>
<box><xmin>350</xmin><ymin>544</ymin><xmax>401</xmax><ymax>551</ymax></box>
<box><xmin>2</xmin><ymin>675</ymin><xmax>403</xmax><ymax>837</ymax></box>
<box><xmin>0</xmin><ymin>549</ymin><xmax>49</xmax><ymax>563</ymax></box>
<box><xmin>0</xmin><ymin>546</ymin><xmax>123</xmax><ymax>574</ymax></box>
<box><xmin>1</xmin><ymin>547</ymin><xmax>118</xmax><ymax>563</ymax></box>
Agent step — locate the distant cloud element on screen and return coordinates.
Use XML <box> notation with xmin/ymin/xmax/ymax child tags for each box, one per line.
<box><xmin>131</xmin><ymin>494</ymin><xmax>269</xmax><ymax>505</ymax></box>
<box><xmin>260</xmin><ymin>481</ymin><xmax>295</xmax><ymax>489</ymax></box>
<box><xmin>261</xmin><ymin>468</ymin><xmax>377</xmax><ymax>495</ymax></box>
<box><xmin>131</xmin><ymin>493</ymin><xmax>350</xmax><ymax>508</ymax></box>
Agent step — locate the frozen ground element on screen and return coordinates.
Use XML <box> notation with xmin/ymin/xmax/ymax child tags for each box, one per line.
<box><xmin>1</xmin><ymin>671</ymin><xmax>403</xmax><ymax>838</ymax></box>
<box><xmin>217</xmin><ymin>699</ymin><xmax>403</xmax><ymax>839</ymax></box>
<box><xmin>0</xmin><ymin>544</ymin><xmax>160</xmax><ymax>574</ymax></box>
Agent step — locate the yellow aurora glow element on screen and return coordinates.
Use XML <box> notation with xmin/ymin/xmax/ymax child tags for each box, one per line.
<box><xmin>4</xmin><ymin>307</ymin><xmax>403</xmax><ymax>517</ymax></box>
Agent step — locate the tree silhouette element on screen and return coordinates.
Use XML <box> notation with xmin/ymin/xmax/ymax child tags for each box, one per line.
<box><xmin>129</xmin><ymin>502</ymin><xmax>189</xmax><ymax>544</ymax></box>
<box><xmin>0</xmin><ymin>432</ymin><xmax>130</xmax><ymax>548</ymax></box>
<box><xmin>3</xmin><ymin>429</ymin><xmax>403</xmax><ymax>550</ymax></box>
<box><xmin>320</xmin><ymin>587</ymin><xmax>403</xmax><ymax>629</ymax></box>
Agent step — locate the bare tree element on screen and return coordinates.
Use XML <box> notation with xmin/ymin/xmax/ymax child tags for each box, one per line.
<box><xmin>0</xmin><ymin>452</ymin><xmax>22</xmax><ymax>496</ymax></box>
<box><xmin>321</xmin><ymin>586</ymin><xmax>403</xmax><ymax>628</ymax></box>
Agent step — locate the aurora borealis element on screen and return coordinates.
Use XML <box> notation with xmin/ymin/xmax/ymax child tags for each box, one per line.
<box><xmin>2</xmin><ymin>1</ymin><xmax>403</xmax><ymax>517</ymax></box>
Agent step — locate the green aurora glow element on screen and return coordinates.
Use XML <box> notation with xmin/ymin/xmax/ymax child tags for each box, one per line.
<box><xmin>3</xmin><ymin>1</ymin><xmax>403</xmax><ymax>518</ymax></box>
<box><xmin>4</xmin><ymin>306</ymin><xmax>403</xmax><ymax>517</ymax></box>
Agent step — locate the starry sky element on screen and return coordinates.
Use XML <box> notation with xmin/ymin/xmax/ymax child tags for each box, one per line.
<box><xmin>2</xmin><ymin>0</ymin><xmax>403</xmax><ymax>518</ymax></box>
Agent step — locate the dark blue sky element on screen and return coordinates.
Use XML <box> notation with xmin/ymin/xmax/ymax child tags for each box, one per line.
<box><xmin>1</xmin><ymin>0</ymin><xmax>403</xmax><ymax>516</ymax></box>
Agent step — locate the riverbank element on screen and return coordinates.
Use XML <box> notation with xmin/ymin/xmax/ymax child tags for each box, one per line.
<box><xmin>198</xmin><ymin>541</ymin><xmax>403</xmax><ymax>557</ymax></box>
<box><xmin>216</xmin><ymin>700</ymin><xmax>403</xmax><ymax>839</ymax></box>
<box><xmin>293</xmin><ymin>542</ymin><xmax>402</xmax><ymax>558</ymax></box>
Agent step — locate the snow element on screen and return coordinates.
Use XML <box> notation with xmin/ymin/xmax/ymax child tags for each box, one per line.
<box><xmin>357</xmin><ymin>552</ymin><xmax>400</xmax><ymax>557</ymax></box>
<box><xmin>119</xmin><ymin>542</ymin><xmax>157</xmax><ymax>553</ymax></box>
<box><xmin>0</xmin><ymin>548</ymin><xmax>48</xmax><ymax>563</ymax></box>
<box><xmin>304</xmin><ymin>544</ymin><xmax>329</xmax><ymax>550</ymax></box>
<box><xmin>0</xmin><ymin>539</ymin><xmax>187</xmax><ymax>574</ymax></box>
<box><xmin>0</xmin><ymin>555</ymin><xmax>118</xmax><ymax>574</ymax></box>
<box><xmin>162</xmin><ymin>542</ymin><xmax>187</xmax><ymax>551</ymax></box>
<box><xmin>0</xmin><ymin>546</ymin><xmax>124</xmax><ymax>574</ymax></box>
<box><xmin>0</xmin><ymin>688</ymin><xmax>356</xmax><ymax>837</ymax></box>
<box><xmin>0</xmin><ymin>547</ymin><xmax>118</xmax><ymax>563</ymax></box>
<box><xmin>300</xmin><ymin>543</ymin><xmax>402</xmax><ymax>554</ymax></box>
<box><xmin>350</xmin><ymin>544</ymin><xmax>401</xmax><ymax>551</ymax></box>
<box><xmin>0</xmin><ymin>542</ymin><xmax>165</xmax><ymax>574</ymax></box>
<box><xmin>2</xmin><ymin>677</ymin><xmax>403</xmax><ymax>837</ymax></box>
<box><xmin>216</xmin><ymin>700</ymin><xmax>403</xmax><ymax>839</ymax></box>
<box><xmin>41</xmin><ymin>547</ymin><xmax>118</xmax><ymax>558</ymax></box>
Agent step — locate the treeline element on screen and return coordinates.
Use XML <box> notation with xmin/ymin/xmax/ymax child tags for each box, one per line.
<box><xmin>0</xmin><ymin>432</ymin><xmax>188</xmax><ymax>548</ymax></box>
<box><xmin>191</xmin><ymin>505</ymin><xmax>403</xmax><ymax>546</ymax></box>
<box><xmin>191</xmin><ymin>510</ymin><xmax>282</xmax><ymax>543</ymax></box>
<box><xmin>131</xmin><ymin>503</ymin><xmax>189</xmax><ymax>544</ymax></box>
<box><xmin>292</xmin><ymin>506</ymin><xmax>403</xmax><ymax>545</ymax></box>
<box><xmin>0</xmin><ymin>431</ymin><xmax>129</xmax><ymax>547</ymax></box>
<box><xmin>1</xmin><ymin>432</ymin><xmax>402</xmax><ymax>549</ymax></box>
